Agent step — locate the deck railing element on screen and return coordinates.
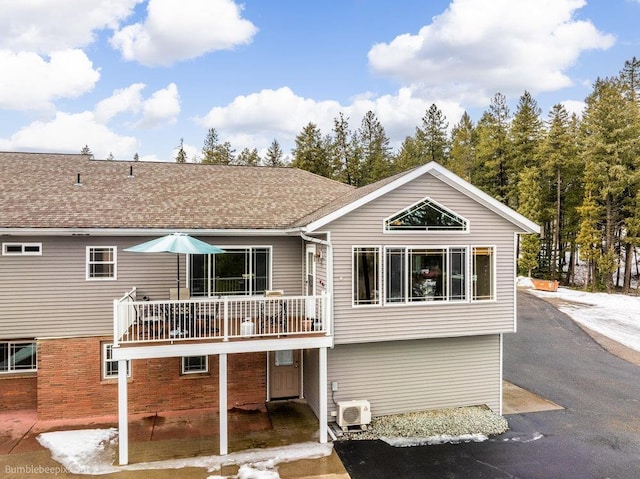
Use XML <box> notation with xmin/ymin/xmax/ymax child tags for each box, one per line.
<box><xmin>114</xmin><ymin>292</ymin><xmax>330</xmax><ymax>346</ymax></box>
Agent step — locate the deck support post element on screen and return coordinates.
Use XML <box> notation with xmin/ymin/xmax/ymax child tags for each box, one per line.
<box><xmin>219</xmin><ymin>353</ymin><xmax>228</xmax><ymax>455</ymax></box>
<box><xmin>319</xmin><ymin>347</ymin><xmax>328</xmax><ymax>444</ymax></box>
<box><xmin>117</xmin><ymin>358</ymin><xmax>129</xmax><ymax>465</ymax></box>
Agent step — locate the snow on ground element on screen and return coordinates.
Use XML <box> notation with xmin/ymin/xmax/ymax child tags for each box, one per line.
<box><xmin>37</xmin><ymin>429</ymin><xmax>333</xmax><ymax>477</ymax></box>
<box><xmin>519</xmin><ymin>277</ymin><xmax>640</xmax><ymax>352</ymax></box>
<box><xmin>382</xmin><ymin>433</ymin><xmax>488</xmax><ymax>447</ymax></box>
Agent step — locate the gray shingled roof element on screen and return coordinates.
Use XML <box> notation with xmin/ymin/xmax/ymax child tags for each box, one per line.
<box><xmin>0</xmin><ymin>152</ymin><xmax>355</xmax><ymax>230</ymax></box>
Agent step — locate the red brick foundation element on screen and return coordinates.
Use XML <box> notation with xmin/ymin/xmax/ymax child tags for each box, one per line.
<box><xmin>36</xmin><ymin>337</ymin><xmax>267</xmax><ymax>420</ymax></box>
<box><xmin>0</xmin><ymin>374</ymin><xmax>37</xmax><ymax>410</ymax></box>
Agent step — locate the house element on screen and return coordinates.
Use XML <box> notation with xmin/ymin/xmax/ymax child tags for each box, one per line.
<box><xmin>0</xmin><ymin>151</ymin><xmax>538</xmax><ymax>464</ymax></box>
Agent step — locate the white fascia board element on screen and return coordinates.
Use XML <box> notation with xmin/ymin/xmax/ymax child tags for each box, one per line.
<box><xmin>112</xmin><ymin>336</ymin><xmax>333</xmax><ymax>360</ymax></box>
<box><xmin>0</xmin><ymin>227</ymin><xmax>300</xmax><ymax>237</ymax></box>
<box><xmin>305</xmin><ymin>161</ymin><xmax>540</xmax><ymax>235</ymax></box>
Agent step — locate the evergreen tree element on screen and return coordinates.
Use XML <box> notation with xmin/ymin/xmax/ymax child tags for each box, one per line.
<box><xmin>236</xmin><ymin>147</ymin><xmax>261</xmax><ymax>166</ymax></box>
<box><xmin>508</xmin><ymin>91</ymin><xmax>543</xmax><ymax>209</ymax></box>
<box><xmin>80</xmin><ymin>145</ymin><xmax>93</xmax><ymax>158</ymax></box>
<box><xmin>518</xmin><ymin>166</ymin><xmax>542</xmax><ymax>277</ymax></box>
<box><xmin>618</xmin><ymin>57</ymin><xmax>640</xmax><ymax>291</ymax></box>
<box><xmin>538</xmin><ymin>104</ymin><xmax>582</xmax><ymax>282</ymax></box>
<box><xmin>357</xmin><ymin>110</ymin><xmax>392</xmax><ymax>185</ymax></box>
<box><xmin>447</xmin><ymin>112</ymin><xmax>476</xmax><ymax>182</ymax></box>
<box><xmin>475</xmin><ymin>93</ymin><xmax>512</xmax><ymax>204</ymax></box>
<box><xmin>578</xmin><ymin>77</ymin><xmax>638</xmax><ymax>292</ymax></box>
<box><xmin>291</xmin><ymin>122</ymin><xmax>331</xmax><ymax>177</ymax></box>
<box><xmin>202</xmin><ymin>128</ymin><xmax>219</xmax><ymax>164</ymax></box>
<box><xmin>393</xmin><ymin>136</ymin><xmax>422</xmax><ymax>174</ymax></box>
<box><xmin>133</xmin><ymin>152</ymin><xmax>139</xmax><ymax>162</ymax></box>
<box><xmin>201</xmin><ymin>128</ymin><xmax>236</xmax><ymax>165</ymax></box>
<box><xmin>175</xmin><ymin>138</ymin><xmax>187</xmax><ymax>163</ymax></box>
<box><xmin>330</xmin><ymin>112</ymin><xmax>358</xmax><ymax>184</ymax></box>
<box><xmin>106</xmin><ymin>152</ymin><xmax>115</xmax><ymax>161</ymax></box>
<box><xmin>264</xmin><ymin>139</ymin><xmax>284</xmax><ymax>167</ymax></box>
<box><xmin>416</xmin><ymin>103</ymin><xmax>449</xmax><ymax>164</ymax></box>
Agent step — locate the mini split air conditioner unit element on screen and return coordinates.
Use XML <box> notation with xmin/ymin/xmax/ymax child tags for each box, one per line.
<box><xmin>337</xmin><ymin>400</ymin><xmax>371</xmax><ymax>431</ymax></box>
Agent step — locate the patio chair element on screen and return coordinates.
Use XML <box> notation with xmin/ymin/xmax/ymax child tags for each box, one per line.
<box><xmin>260</xmin><ymin>290</ymin><xmax>287</xmax><ymax>334</ymax></box>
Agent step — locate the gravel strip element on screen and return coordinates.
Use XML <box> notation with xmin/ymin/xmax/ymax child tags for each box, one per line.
<box><xmin>336</xmin><ymin>405</ymin><xmax>508</xmax><ymax>441</ymax></box>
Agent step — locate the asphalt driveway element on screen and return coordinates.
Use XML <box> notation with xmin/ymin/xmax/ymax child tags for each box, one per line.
<box><xmin>334</xmin><ymin>291</ymin><xmax>640</xmax><ymax>478</ymax></box>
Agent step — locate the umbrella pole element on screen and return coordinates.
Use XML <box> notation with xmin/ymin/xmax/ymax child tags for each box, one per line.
<box><xmin>177</xmin><ymin>254</ymin><xmax>180</xmax><ymax>301</ymax></box>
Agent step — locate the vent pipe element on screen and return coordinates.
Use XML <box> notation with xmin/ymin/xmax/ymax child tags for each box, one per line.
<box><xmin>74</xmin><ymin>173</ymin><xmax>82</xmax><ymax>186</ymax></box>
<box><xmin>128</xmin><ymin>165</ymin><xmax>134</xmax><ymax>178</ymax></box>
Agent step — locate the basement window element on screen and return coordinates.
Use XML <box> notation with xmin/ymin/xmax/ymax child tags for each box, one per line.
<box><xmin>0</xmin><ymin>341</ymin><xmax>37</xmax><ymax>373</ymax></box>
<box><xmin>102</xmin><ymin>343</ymin><xmax>131</xmax><ymax>379</ymax></box>
<box><xmin>181</xmin><ymin>356</ymin><xmax>208</xmax><ymax>374</ymax></box>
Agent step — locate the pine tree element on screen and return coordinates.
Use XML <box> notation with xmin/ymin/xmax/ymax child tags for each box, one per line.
<box><xmin>538</xmin><ymin>104</ymin><xmax>582</xmax><ymax>282</ymax></box>
<box><xmin>578</xmin><ymin>77</ymin><xmax>638</xmax><ymax>292</ymax></box>
<box><xmin>447</xmin><ymin>112</ymin><xmax>476</xmax><ymax>182</ymax></box>
<box><xmin>291</xmin><ymin>122</ymin><xmax>332</xmax><ymax>177</ymax></box>
<box><xmin>106</xmin><ymin>152</ymin><xmax>115</xmax><ymax>161</ymax></box>
<box><xmin>475</xmin><ymin>93</ymin><xmax>512</xmax><ymax>204</ymax></box>
<box><xmin>133</xmin><ymin>152</ymin><xmax>139</xmax><ymax>162</ymax></box>
<box><xmin>80</xmin><ymin>145</ymin><xmax>93</xmax><ymax>158</ymax></box>
<box><xmin>264</xmin><ymin>139</ymin><xmax>284</xmax><ymax>167</ymax></box>
<box><xmin>202</xmin><ymin>128</ymin><xmax>219</xmax><ymax>164</ymax></box>
<box><xmin>518</xmin><ymin>166</ymin><xmax>542</xmax><ymax>277</ymax></box>
<box><xmin>509</xmin><ymin>91</ymin><xmax>543</xmax><ymax>209</ymax></box>
<box><xmin>330</xmin><ymin>112</ymin><xmax>356</xmax><ymax>184</ymax></box>
<box><xmin>175</xmin><ymin>139</ymin><xmax>187</xmax><ymax>163</ymax></box>
<box><xmin>236</xmin><ymin>147</ymin><xmax>261</xmax><ymax>166</ymax></box>
<box><xmin>416</xmin><ymin>103</ymin><xmax>449</xmax><ymax>164</ymax></box>
<box><xmin>393</xmin><ymin>136</ymin><xmax>422</xmax><ymax>174</ymax></box>
<box><xmin>357</xmin><ymin>111</ymin><xmax>392</xmax><ymax>185</ymax></box>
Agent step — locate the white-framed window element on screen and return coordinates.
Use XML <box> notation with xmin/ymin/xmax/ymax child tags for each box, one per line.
<box><xmin>86</xmin><ymin>246</ymin><xmax>117</xmax><ymax>280</ymax></box>
<box><xmin>353</xmin><ymin>246</ymin><xmax>380</xmax><ymax>306</ymax></box>
<box><xmin>102</xmin><ymin>343</ymin><xmax>130</xmax><ymax>379</ymax></box>
<box><xmin>0</xmin><ymin>341</ymin><xmax>37</xmax><ymax>373</ymax></box>
<box><xmin>181</xmin><ymin>356</ymin><xmax>208</xmax><ymax>374</ymax></box>
<box><xmin>2</xmin><ymin>243</ymin><xmax>42</xmax><ymax>256</ymax></box>
<box><xmin>190</xmin><ymin>246</ymin><xmax>271</xmax><ymax>296</ymax></box>
<box><xmin>384</xmin><ymin>197</ymin><xmax>468</xmax><ymax>232</ymax></box>
<box><xmin>385</xmin><ymin>247</ymin><xmax>467</xmax><ymax>304</ymax></box>
<box><xmin>472</xmin><ymin>247</ymin><xmax>496</xmax><ymax>301</ymax></box>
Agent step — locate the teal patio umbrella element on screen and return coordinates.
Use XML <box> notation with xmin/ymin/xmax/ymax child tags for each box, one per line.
<box><xmin>125</xmin><ymin>232</ymin><xmax>224</xmax><ymax>300</ymax></box>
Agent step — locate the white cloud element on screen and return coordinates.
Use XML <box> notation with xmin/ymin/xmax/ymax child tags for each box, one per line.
<box><xmin>110</xmin><ymin>0</ymin><xmax>257</xmax><ymax>67</ymax></box>
<box><xmin>368</xmin><ymin>0</ymin><xmax>615</xmax><ymax>106</ymax></box>
<box><xmin>137</xmin><ymin>83</ymin><xmax>180</xmax><ymax>128</ymax></box>
<box><xmin>93</xmin><ymin>82</ymin><xmax>180</xmax><ymax>128</ymax></box>
<box><xmin>560</xmin><ymin>99</ymin><xmax>586</xmax><ymax>117</ymax></box>
<box><xmin>94</xmin><ymin>83</ymin><xmax>146</xmax><ymax>123</ymax></box>
<box><xmin>0</xmin><ymin>1</ymin><xmax>141</xmax><ymax>53</ymax></box>
<box><xmin>0</xmin><ymin>49</ymin><xmax>100</xmax><ymax>111</ymax></box>
<box><xmin>0</xmin><ymin>111</ymin><xmax>138</xmax><ymax>159</ymax></box>
<box><xmin>198</xmin><ymin>86</ymin><xmax>463</xmax><ymax>154</ymax></box>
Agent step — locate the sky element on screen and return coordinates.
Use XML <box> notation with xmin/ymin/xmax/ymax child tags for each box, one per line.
<box><xmin>35</xmin><ymin>283</ymin><xmax>640</xmax><ymax>477</ymax></box>
<box><xmin>1</xmin><ymin>0</ymin><xmax>639</xmax><ymax>163</ymax></box>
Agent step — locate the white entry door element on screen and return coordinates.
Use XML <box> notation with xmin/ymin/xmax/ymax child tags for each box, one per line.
<box><xmin>305</xmin><ymin>245</ymin><xmax>316</xmax><ymax>318</ymax></box>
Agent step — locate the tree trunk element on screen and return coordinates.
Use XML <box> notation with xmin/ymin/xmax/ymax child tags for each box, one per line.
<box><xmin>624</xmin><ymin>242</ymin><xmax>633</xmax><ymax>292</ymax></box>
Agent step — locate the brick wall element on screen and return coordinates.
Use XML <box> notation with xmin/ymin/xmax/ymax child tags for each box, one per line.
<box><xmin>36</xmin><ymin>337</ymin><xmax>267</xmax><ymax>420</ymax></box>
<box><xmin>0</xmin><ymin>375</ymin><xmax>37</xmax><ymax>410</ymax></box>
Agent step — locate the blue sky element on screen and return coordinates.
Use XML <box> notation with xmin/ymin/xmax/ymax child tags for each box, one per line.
<box><xmin>1</xmin><ymin>0</ymin><xmax>638</xmax><ymax>162</ymax></box>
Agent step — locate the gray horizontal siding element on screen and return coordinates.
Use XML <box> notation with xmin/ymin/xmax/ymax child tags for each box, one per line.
<box><xmin>326</xmin><ymin>335</ymin><xmax>502</xmax><ymax>416</ymax></box>
<box><xmin>326</xmin><ymin>172</ymin><xmax>520</xmax><ymax>343</ymax></box>
<box><xmin>0</xmin><ymin>235</ymin><xmax>303</xmax><ymax>339</ymax></box>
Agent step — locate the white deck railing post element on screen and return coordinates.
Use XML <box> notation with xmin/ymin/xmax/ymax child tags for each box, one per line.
<box><xmin>223</xmin><ymin>297</ymin><xmax>229</xmax><ymax>341</ymax></box>
<box><xmin>113</xmin><ymin>300</ymin><xmax>119</xmax><ymax>347</ymax></box>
